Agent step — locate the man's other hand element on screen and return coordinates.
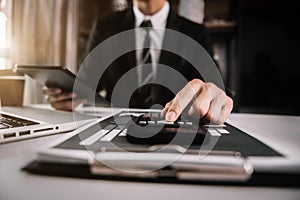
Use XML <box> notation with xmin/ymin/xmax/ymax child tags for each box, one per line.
<box><xmin>42</xmin><ymin>87</ymin><xmax>87</xmax><ymax>111</ymax></box>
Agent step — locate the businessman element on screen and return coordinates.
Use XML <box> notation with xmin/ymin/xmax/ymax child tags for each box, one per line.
<box><xmin>43</xmin><ymin>0</ymin><xmax>233</xmax><ymax>125</ymax></box>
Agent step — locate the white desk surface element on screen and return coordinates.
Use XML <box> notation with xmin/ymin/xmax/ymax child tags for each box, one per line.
<box><xmin>1</xmin><ymin>112</ymin><xmax>300</xmax><ymax>200</ymax></box>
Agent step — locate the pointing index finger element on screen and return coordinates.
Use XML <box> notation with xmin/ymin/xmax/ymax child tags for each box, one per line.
<box><xmin>165</xmin><ymin>79</ymin><xmax>203</xmax><ymax>121</ymax></box>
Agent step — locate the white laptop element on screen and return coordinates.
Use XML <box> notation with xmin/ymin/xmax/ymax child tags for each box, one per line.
<box><xmin>0</xmin><ymin>106</ymin><xmax>94</xmax><ymax>144</ymax></box>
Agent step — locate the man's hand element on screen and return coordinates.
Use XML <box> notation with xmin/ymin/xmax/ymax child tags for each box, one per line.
<box><xmin>162</xmin><ymin>79</ymin><xmax>233</xmax><ymax>125</ymax></box>
<box><xmin>42</xmin><ymin>87</ymin><xmax>87</xmax><ymax>111</ymax></box>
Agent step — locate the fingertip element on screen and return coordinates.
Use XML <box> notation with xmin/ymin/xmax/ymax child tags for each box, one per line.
<box><xmin>42</xmin><ymin>87</ymin><xmax>48</xmax><ymax>94</ymax></box>
<box><xmin>55</xmin><ymin>88</ymin><xmax>62</xmax><ymax>94</ymax></box>
<box><xmin>71</xmin><ymin>93</ymin><xmax>77</xmax><ymax>98</ymax></box>
<box><xmin>166</xmin><ymin>111</ymin><xmax>177</xmax><ymax>122</ymax></box>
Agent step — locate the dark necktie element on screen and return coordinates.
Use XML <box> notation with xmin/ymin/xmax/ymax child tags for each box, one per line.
<box><xmin>140</xmin><ymin>20</ymin><xmax>153</xmax><ymax>84</ymax></box>
<box><xmin>132</xmin><ymin>19</ymin><xmax>153</xmax><ymax>107</ymax></box>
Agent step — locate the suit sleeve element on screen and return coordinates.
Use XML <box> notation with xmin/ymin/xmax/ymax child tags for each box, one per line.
<box><xmin>199</xmin><ymin>26</ymin><xmax>236</xmax><ymax>108</ymax></box>
<box><xmin>82</xmin><ymin>18</ymin><xmax>106</xmax><ymax>61</ymax></box>
<box><xmin>192</xmin><ymin>23</ymin><xmax>235</xmax><ymax>103</ymax></box>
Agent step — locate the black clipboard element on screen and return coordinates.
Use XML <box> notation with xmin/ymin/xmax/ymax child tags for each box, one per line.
<box><xmin>21</xmin><ymin>110</ymin><xmax>300</xmax><ymax>188</ymax></box>
<box><xmin>22</xmin><ymin>160</ymin><xmax>300</xmax><ymax>187</ymax></box>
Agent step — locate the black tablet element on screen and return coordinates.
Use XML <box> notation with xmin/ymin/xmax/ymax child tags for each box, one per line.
<box><xmin>15</xmin><ymin>65</ymin><xmax>110</xmax><ymax>106</ymax></box>
<box><xmin>15</xmin><ymin>65</ymin><xmax>76</xmax><ymax>92</ymax></box>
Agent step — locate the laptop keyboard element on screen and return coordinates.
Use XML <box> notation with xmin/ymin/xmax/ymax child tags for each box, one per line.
<box><xmin>0</xmin><ymin>113</ymin><xmax>39</xmax><ymax>129</ymax></box>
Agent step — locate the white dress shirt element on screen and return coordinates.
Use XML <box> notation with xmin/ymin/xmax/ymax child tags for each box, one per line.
<box><xmin>133</xmin><ymin>1</ymin><xmax>170</xmax><ymax>85</ymax></box>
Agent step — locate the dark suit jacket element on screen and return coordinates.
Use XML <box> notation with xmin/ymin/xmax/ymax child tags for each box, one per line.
<box><xmin>83</xmin><ymin>7</ymin><xmax>217</xmax><ymax>108</ymax></box>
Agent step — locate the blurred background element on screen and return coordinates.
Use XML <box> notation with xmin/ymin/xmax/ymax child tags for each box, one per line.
<box><xmin>0</xmin><ymin>0</ymin><xmax>299</xmax><ymax>115</ymax></box>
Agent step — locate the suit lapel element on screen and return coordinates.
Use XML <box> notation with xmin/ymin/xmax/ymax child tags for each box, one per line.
<box><xmin>165</xmin><ymin>9</ymin><xmax>182</xmax><ymax>34</ymax></box>
<box><xmin>157</xmin><ymin>9</ymin><xmax>184</xmax><ymax>90</ymax></box>
<box><xmin>121</xmin><ymin>8</ymin><xmax>136</xmax><ymax>71</ymax></box>
<box><xmin>159</xmin><ymin>9</ymin><xmax>182</xmax><ymax>68</ymax></box>
<box><xmin>113</xmin><ymin>8</ymin><xmax>139</xmax><ymax>94</ymax></box>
